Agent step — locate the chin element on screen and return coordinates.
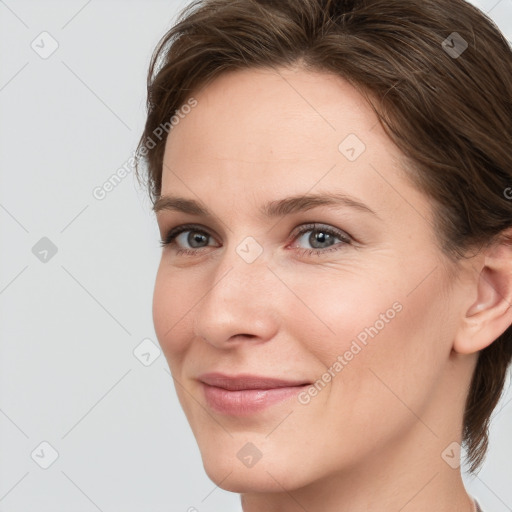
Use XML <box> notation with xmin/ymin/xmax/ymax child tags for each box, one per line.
<box><xmin>198</xmin><ymin>440</ymin><xmax>317</xmax><ymax>493</ymax></box>
<box><xmin>202</xmin><ymin>459</ymin><xmax>293</xmax><ymax>493</ymax></box>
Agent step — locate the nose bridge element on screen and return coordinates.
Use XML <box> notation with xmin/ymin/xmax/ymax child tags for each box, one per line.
<box><xmin>194</xmin><ymin>236</ymin><xmax>279</xmax><ymax>346</ymax></box>
<box><xmin>210</xmin><ymin>233</ymin><xmax>271</xmax><ymax>300</ymax></box>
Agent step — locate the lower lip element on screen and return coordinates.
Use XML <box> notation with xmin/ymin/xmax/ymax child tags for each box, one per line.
<box><xmin>201</xmin><ymin>383</ymin><xmax>309</xmax><ymax>415</ymax></box>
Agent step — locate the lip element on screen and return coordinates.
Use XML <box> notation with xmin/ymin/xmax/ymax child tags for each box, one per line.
<box><xmin>198</xmin><ymin>372</ymin><xmax>311</xmax><ymax>415</ymax></box>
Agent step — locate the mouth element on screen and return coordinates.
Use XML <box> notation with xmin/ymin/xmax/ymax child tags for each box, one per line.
<box><xmin>197</xmin><ymin>372</ymin><xmax>311</xmax><ymax>415</ymax></box>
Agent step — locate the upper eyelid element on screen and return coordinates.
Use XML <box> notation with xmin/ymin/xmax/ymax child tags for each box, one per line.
<box><xmin>165</xmin><ymin>223</ymin><xmax>220</xmax><ymax>241</ymax></box>
<box><xmin>291</xmin><ymin>224</ymin><xmax>351</xmax><ymax>242</ymax></box>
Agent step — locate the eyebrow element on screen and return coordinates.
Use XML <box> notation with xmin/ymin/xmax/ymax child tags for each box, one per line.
<box><xmin>153</xmin><ymin>192</ymin><xmax>379</xmax><ymax>218</ymax></box>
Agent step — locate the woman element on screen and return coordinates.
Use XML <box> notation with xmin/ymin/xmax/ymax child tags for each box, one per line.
<box><xmin>136</xmin><ymin>0</ymin><xmax>512</xmax><ymax>510</ymax></box>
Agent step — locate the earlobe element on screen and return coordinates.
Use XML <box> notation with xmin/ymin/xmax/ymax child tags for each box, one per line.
<box><xmin>453</xmin><ymin>234</ymin><xmax>512</xmax><ymax>355</ymax></box>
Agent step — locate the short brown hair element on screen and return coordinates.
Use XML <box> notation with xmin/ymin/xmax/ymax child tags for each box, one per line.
<box><xmin>135</xmin><ymin>0</ymin><xmax>512</xmax><ymax>473</ymax></box>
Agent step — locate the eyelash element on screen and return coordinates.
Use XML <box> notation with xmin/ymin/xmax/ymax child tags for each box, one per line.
<box><xmin>159</xmin><ymin>223</ymin><xmax>353</xmax><ymax>257</ymax></box>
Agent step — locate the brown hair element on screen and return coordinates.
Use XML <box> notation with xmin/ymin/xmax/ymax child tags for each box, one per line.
<box><xmin>135</xmin><ymin>0</ymin><xmax>512</xmax><ymax>473</ymax></box>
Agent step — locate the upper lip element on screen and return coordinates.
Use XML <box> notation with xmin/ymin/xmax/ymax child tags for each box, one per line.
<box><xmin>198</xmin><ymin>372</ymin><xmax>311</xmax><ymax>391</ymax></box>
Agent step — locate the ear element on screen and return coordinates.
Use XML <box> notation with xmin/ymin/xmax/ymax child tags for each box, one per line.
<box><xmin>453</xmin><ymin>230</ymin><xmax>512</xmax><ymax>355</ymax></box>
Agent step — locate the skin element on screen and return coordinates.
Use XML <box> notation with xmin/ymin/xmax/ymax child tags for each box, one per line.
<box><xmin>152</xmin><ymin>66</ymin><xmax>512</xmax><ymax>512</ymax></box>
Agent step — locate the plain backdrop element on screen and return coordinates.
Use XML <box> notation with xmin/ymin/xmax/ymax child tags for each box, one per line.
<box><xmin>1</xmin><ymin>1</ymin><xmax>511</xmax><ymax>511</ymax></box>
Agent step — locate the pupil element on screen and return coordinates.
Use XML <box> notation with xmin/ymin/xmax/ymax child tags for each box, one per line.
<box><xmin>189</xmin><ymin>231</ymin><xmax>207</xmax><ymax>248</ymax></box>
<box><xmin>310</xmin><ymin>230</ymin><xmax>333</xmax><ymax>248</ymax></box>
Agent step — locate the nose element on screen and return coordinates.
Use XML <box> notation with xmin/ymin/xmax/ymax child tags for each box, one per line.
<box><xmin>193</xmin><ymin>242</ymin><xmax>280</xmax><ymax>349</ymax></box>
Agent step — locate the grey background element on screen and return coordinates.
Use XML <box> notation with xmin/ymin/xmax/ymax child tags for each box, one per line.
<box><xmin>0</xmin><ymin>1</ymin><xmax>511</xmax><ymax>511</ymax></box>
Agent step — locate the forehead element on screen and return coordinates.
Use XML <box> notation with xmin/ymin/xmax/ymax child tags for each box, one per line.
<box><xmin>165</xmin><ymin>67</ymin><xmax>379</xmax><ymax>163</ymax></box>
<box><xmin>160</xmin><ymin>66</ymin><xmax>431</xmax><ymax>225</ymax></box>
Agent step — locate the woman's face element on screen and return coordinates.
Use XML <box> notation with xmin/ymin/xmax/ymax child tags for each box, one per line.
<box><xmin>152</xmin><ymin>67</ymin><xmax>470</xmax><ymax>492</ymax></box>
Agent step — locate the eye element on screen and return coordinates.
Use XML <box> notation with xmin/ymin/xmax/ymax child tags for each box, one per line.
<box><xmin>159</xmin><ymin>223</ymin><xmax>218</xmax><ymax>255</ymax></box>
<box><xmin>159</xmin><ymin>222</ymin><xmax>353</xmax><ymax>257</ymax></box>
<box><xmin>289</xmin><ymin>223</ymin><xmax>352</xmax><ymax>256</ymax></box>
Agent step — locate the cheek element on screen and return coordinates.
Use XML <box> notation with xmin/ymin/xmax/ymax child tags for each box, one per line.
<box><xmin>152</xmin><ymin>262</ymin><xmax>194</xmax><ymax>362</ymax></box>
<box><xmin>280</xmin><ymin>265</ymin><xmax>402</xmax><ymax>362</ymax></box>
<box><xmin>286</xmin><ymin>261</ymin><xmax>450</xmax><ymax>406</ymax></box>
<box><xmin>310</xmin><ymin>266</ymin><xmax>451</xmax><ymax>437</ymax></box>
